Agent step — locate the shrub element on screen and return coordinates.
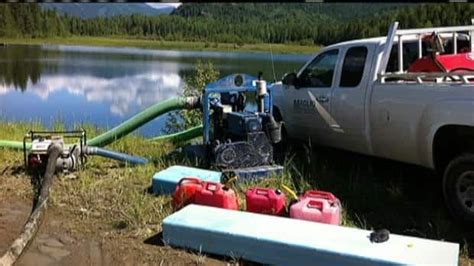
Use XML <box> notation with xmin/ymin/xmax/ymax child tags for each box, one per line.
<box><xmin>164</xmin><ymin>61</ymin><xmax>220</xmax><ymax>134</ymax></box>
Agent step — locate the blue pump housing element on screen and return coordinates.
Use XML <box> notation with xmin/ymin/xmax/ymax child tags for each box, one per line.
<box><xmin>226</xmin><ymin>112</ymin><xmax>262</xmax><ymax>137</ymax></box>
<box><xmin>202</xmin><ymin>73</ymin><xmax>274</xmax><ymax>144</ymax></box>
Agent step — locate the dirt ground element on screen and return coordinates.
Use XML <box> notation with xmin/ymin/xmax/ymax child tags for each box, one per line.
<box><xmin>0</xmin><ymin>199</ymin><xmax>232</xmax><ymax>266</ymax></box>
<box><xmin>0</xmin><ymin>179</ymin><xmax>230</xmax><ymax>266</ymax></box>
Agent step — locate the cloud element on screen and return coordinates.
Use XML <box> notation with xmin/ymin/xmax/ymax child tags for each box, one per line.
<box><xmin>146</xmin><ymin>3</ymin><xmax>182</xmax><ymax>10</ymax></box>
<box><xmin>0</xmin><ymin>71</ymin><xmax>184</xmax><ymax>117</ymax></box>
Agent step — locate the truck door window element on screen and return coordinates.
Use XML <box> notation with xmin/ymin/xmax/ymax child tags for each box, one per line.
<box><xmin>340</xmin><ymin>46</ymin><xmax>368</xmax><ymax>87</ymax></box>
<box><xmin>298</xmin><ymin>49</ymin><xmax>339</xmax><ymax>88</ymax></box>
<box><xmin>386</xmin><ymin>41</ymin><xmax>425</xmax><ymax>73</ymax></box>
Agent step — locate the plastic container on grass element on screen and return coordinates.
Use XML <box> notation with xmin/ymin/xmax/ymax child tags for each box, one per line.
<box><xmin>194</xmin><ymin>181</ymin><xmax>239</xmax><ymax>210</ymax></box>
<box><xmin>289</xmin><ymin>190</ymin><xmax>341</xmax><ymax>225</ymax></box>
<box><xmin>172</xmin><ymin>177</ymin><xmax>203</xmax><ymax>210</ymax></box>
<box><xmin>245</xmin><ymin>187</ymin><xmax>286</xmax><ymax>216</ymax></box>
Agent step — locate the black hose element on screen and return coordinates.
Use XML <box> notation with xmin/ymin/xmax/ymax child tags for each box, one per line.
<box><xmin>0</xmin><ymin>143</ymin><xmax>62</xmax><ymax>265</ymax></box>
<box><xmin>0</xmin><ymin>144</ymin><xmax>146</xmax><ymax>265</ymax></box>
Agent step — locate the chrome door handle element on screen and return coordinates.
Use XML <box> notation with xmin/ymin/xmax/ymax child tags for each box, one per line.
<box><xmin>316</xmin><ymin>95</ymin><xmax>329</xmax><ymax>103</ymax></box>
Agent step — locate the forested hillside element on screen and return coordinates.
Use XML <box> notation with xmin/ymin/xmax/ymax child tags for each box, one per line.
<box><xmin>41</xmin><ymin>3</ymin><xmax>173</xmax><ymax>19</ymax></box>
<box><xmin>172</xmin><ymin>3</ymin><xmax>404</xmax><ymax>22</ymax></box>
<box><xmin>0</xmin><ymin>4</ymin><xmax>66</xmax><ymax>38</ymax></box>
<box><xmin>0</xmin><ymin>3</ymin><xmax>472</xmax><ymax>46</ymax></box>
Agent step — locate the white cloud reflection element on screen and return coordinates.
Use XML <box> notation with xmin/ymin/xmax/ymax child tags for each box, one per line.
<box><xmin>0</xmin><ymin>71</ymin><xmax>184</xmax><ymax>117</ymax></box>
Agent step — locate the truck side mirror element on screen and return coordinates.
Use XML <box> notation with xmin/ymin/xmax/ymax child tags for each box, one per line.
<box><xmin>282</xmin><ymin>72</ymin><xmax>298</xmax><ymax>88</ymax></box>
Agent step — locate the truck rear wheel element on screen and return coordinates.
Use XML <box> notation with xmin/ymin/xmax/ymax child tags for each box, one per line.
<box><xmin>443</xmin><ymin>153</ymin><xmax>474</xmax><ymax>223</ymax></box>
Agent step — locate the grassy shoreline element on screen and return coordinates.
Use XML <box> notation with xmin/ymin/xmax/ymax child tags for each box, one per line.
<box><xmin>0</xmin><ymin>36</ymin><xmax>320</xmax><ymax>54</ymax></box>
<box><xmin>0</xmin><ymin>121</ymin><xmax>472</xmax><ymax>264</ymax></box>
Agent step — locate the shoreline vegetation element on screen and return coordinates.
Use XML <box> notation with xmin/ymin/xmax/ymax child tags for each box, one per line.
<box><xmin>0</xmin><ymin>121</ymin><xmax>471</xmax><ymax>264</ymax></box>
<box><xmin>0</xmin><ymin>36</ymin><xmax>320</xmax><ymax>54</ymax></box>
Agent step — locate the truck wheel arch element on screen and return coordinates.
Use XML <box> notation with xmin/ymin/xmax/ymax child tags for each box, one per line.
<box><xmin>432</xmin><ymin>125</ymin><xmax>474</xmax><ymax>173</ymax></box>
<box><xmin>272</xmin><ymin>105</ymin><xmax>288</xmax><ymax>139</ymax></box>
<box><xmin>273</xmin><ymin>105</ymin><xmax>284</xmax><ymax>122</ymax></box>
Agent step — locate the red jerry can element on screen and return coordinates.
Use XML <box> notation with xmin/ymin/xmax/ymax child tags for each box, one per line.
<box><xmin>194</xmin><ymin>181</ymin><xmax>239</xmax><ymax>210</ymax></box>
<box><xmin>245</xmin><ymin>187</ymin><xmax>286</xmax><ymax>216</ymax></box>
<box><xmin>172</xmin><ymin>177</ymin><xmax>203</xmax><ymax>210</ymax></box>
<box><xmin>289</xmin><ymin>190</ymin><xmax>342</xmax><ymax>225</ymax></box>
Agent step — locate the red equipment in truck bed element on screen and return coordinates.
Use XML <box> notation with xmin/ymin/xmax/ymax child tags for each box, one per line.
<box><xmin>408</xmin><ymin>52</ymin><xmax>474</xmax><ymax>73</ymax></box>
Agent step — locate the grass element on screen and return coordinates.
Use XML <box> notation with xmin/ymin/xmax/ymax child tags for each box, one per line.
<box><xmin>0</xmin><ymin>120</ymin><xmax>473</xmax><ymax>264</ymax></box>
<box><xmin>0</xmin><ymin>36</ymin><xmax>320</xmax><ymax>54</ymax></box>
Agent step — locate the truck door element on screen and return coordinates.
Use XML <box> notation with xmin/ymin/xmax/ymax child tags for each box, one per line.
<box><xmin>329</xmin><ymin>44</ymin><xmax>374</xmax><ymax>154</ymax></box>
<box><xmin>282</xmin><ymin>49</ymin><xmax>340</xmax><ymax>143</ymax></box>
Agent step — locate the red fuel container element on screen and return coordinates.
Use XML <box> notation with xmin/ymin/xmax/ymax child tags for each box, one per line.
<box><xmin>194</xmin><ymin>181</ymin><xmax>239</xmax><ymax>210</ymax></box>
<box><xmin>245</xmin><ymin>187</ymin><xmax>286</xmax><ymax>216</ymax></box>
<box><xmin>172</xmin><ymin>177</ymin><xmax>203</xmax><ymax>210</ymax></box>
<box><xmin>289</xmin><ymin>190</ymin><xmax>341</xmax><ymax>225</ymax></box>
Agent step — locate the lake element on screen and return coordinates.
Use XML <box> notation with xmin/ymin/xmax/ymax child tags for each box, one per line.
<box><xmin>0</xmin><ymin>45</ymin><xmax>311</xmax><ymax>137</ymax></box>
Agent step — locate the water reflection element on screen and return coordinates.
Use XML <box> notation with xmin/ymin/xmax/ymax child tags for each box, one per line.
<box><xmin>0</xmin><ymin>45</ymin><xmax>187</xmax><ymax>117</ymax></box>
<box><xmin>0</xmin><ymin>72</ymin><xmax>183</xmax><ymax>117</ymax></box>
<box><xmin>0</xmin><ymin>44</ymin><xmax>309</xmax><ymax>136</ymax></box>
<box><xmin>0</xmin><ymin>46</ymin><xmax>58</xmax><ymax>91</ymax></box>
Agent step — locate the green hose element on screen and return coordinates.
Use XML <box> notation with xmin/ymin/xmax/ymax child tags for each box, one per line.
<box><xmin>150</xmin><ymin>125</ymin><xmax>203</xmax><ymax>143</ymax></box>
<box><xmin>88</xmin><ymin>96</ymin><xmax>195</xmax><ymax>147</ymax></box>
<box><xmin>0</xmin><ymin>140</ymin><xmax>30</xmax><ymax>150</ymax></box>
<box><xmin>0</xmin><ymin>96</ymin><xmax>201</xmax><ymax>150</ymax></box>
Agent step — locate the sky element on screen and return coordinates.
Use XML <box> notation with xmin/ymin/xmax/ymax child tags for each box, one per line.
<box><xmin>146</xmin><ymin>3</ymin><xmax>182</xmax><ymax>10</ymax></box>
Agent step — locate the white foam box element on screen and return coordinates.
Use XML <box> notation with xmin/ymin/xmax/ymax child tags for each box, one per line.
<box><xmin>163</xmin><ymin>204</ymin><xmax>459</xmax><ymax>266</ymax></box>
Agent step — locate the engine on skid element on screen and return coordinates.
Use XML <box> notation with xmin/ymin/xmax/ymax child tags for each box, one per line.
<box><xmin>201</xmin><ymin>73</ymin><xmax>282</xmax><ymax>171</ymax></box>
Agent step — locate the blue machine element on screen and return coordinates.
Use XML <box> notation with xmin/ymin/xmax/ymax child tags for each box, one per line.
<box><xmin>199</xmin><ymin>73</ymin><xmax>283</xmax><ymax>179</ymax></box>
<box><xmin>202</xmin><ymin>73</ymin><xmax>275</xmax><ymax>144</ymax></box>
<box><xmin>226</xmin><ymin>112</ymin><xmax>262</xmax><ymax>136</ymax></box>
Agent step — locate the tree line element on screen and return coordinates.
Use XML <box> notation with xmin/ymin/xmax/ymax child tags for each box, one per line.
<box><xmin>0</xmin><ymin>4</ymin><xmax>66</xmax><ymax>38</ymax></box>
<box><xmin>0</xmin><ymin>3</ymin><xmax>473</xmax><ymax>46</ymax></box>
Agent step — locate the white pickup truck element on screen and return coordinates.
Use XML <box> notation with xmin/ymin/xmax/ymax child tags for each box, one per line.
<box><xmin>272</xmin><ymin>22</ymin><xmax>474</xmax><ymax>222</ymax></box>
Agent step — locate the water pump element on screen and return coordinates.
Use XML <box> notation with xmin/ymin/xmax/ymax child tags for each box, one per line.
<box><xmin>23</xmin><ymin>129</ymin><xmax>147</xmax><ymax>174</ymax></box>
<box><xmin>200</xmin><ymin>73</ymin><xmax>283</xmax><ymax>174</ymax></box>
<box><xmin>23</xmin><ymin>130</ymin><xmax>86</xmax><ymax>173</ymax></box>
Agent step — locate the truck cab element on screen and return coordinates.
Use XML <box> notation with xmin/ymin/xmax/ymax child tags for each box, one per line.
<box><xmin>275</xmin><ymin>38</ymin><xmax>381</xmax><ymax>155</ymax></box>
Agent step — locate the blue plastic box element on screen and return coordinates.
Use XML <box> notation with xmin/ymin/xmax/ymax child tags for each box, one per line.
<box><xmin>151</xmin><ymin>165</ymin><xmax>222</xmax><ymax>195</ymax></box>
